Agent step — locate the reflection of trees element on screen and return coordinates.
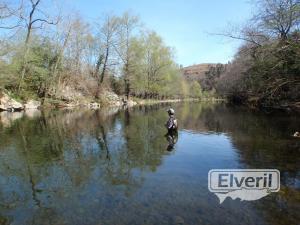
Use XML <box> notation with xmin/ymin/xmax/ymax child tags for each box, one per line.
<box><xmin>172</xmin><ymin>103</ymin><xmax>299</xmax><ymax>186</ymax></box>
<box><xmin>0</xmin><ymin>214</ymin><xmax>10</xmax><ymax>225</ymax></box>
<box><xmin>0</xmin><ymin>106</ymin><xmax>171</xmax><ymax>224</ymax></box>
<box><xmin>146</xmin><ymin>102</ymin><xmax>299</xmax><ymax>225</ymax></box>
<box><xmin>18</xmin><ymin>123</ymin><xmax>41</xmax><ymax>207</ymax></box>
<box><xmin>90</xmin><ymin>106</ymin><xmax>171</xmax><ymax>195</ymax></box>
<box><xmin>123</xmin><ymin>106</ymin><xmax>169</xmax><ymax>169</ymax></box>
<box><xmin>0</xmin><ymin>103</ymin><xmax>298</xmax><ymax>224</ymax></box>
<box><xmin>171</xmin><ymin>102</ymin><xmax>219</xmax><ymax>133</ymax></box>
<box><xmin>186</xmin><ymin>103</ymin><xmax>300</xmax><ymax>225</ymax></box>
<box><xmin>196</xmin><ymin>104</ymin><xmax>300</xmax><ymax>184</ymax></box>
<box><xmin>254</xmin><ymin>186</ymin><xmax>300</xmax><ymax>225</ymax></box>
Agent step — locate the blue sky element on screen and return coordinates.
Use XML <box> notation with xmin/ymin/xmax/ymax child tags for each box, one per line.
<box><xmin>68</xmin><ymin>0</ymin><xmax>253</xmax><ymax>66</ymax></box>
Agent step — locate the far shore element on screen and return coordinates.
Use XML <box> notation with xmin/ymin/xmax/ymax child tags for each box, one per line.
<box><xmin>0</xmin><ymin>89</ymin><xmax>225</xmax><ymax>113</ymax></box>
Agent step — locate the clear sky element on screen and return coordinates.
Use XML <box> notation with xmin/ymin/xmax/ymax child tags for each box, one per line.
<box><xmin>67</xmin><ymin>0</ymin><xmax>253</xmax><ymax>66</ymax></box>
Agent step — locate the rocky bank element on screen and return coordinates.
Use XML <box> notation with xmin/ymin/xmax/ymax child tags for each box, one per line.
<box><xmin>0</xmin><ymin>90</ymin><xmax>138</xmax><ymax>112</ymax></box>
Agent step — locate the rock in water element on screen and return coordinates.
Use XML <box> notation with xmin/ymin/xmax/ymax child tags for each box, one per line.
<box><xmin>293</xmin><ymin>132</ymin><xmax>300</xmax><ymax>137</ymax></box>
<box><xmin>89</xmin><ymin>102</ymin><xmax>100</xmax><ymax>109</ymax></box>
<box><xmin>0</xmin><ymin>92</ymin><xmax>24</xmax><ymax>111</ymax></box>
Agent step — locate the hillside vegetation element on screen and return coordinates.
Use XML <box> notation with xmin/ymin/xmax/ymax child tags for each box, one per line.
<box><xmin>182</xmin><ymin>0</ymin><xmax>300</xmax><ymax>111</ymax></box>
<box><xmin>212</xmin><ymin>0</ymin><xmax>300</xmax><ymax>110</ymax></box>
<box><xmin>0</xmin><ymin>1</ymin><xmax>204</xmax><ymax>106</ymax></box>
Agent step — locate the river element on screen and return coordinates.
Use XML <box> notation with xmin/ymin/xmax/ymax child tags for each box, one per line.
<box><xmin>0</xmin><ymin>102</ymin><xmax>299</xmax><ymax>225</ymax></box>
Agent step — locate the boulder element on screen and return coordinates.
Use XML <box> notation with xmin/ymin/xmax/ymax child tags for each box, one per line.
<box><xmin>126</xmin><ymin>99</ymin><xmax>138</xmax><ymax>107</ymax></box>
<box><xmin>294</xmin><ymin>132</ymin><xmax>300</xmax><ymax>138</ymax></box>
<box><xmin>56</xmin><ymin>86</ymin><xmax>83</xmax><ymax>102</ymax></box>
<box><xmin>0</xmin><ymin>92</ymin><xmax>23</xmax><ymax>111</ymax></box>
<box><xmin>24</xmin><ymin>100</ymin><xmax>41</xmax><ymax>109</ymax></box>
<box><xmin>89</xmin><ymin>102</ymin><xmax>100</xmax><ymax>109</ymax></box>
<box><xmin>112</xmin><ymin>101</ymin><xmax>122</xmax><ymax>107</ymax></box>
<box><xmin>60</xmin><ymin>102</ymin><xmax>79</xmax><ymax>108</ymax></box>
<box><xmin>102</xmin><ymin>91</ymin><xmax>120</xmax><ymax>102</ymax></box>
<box><xmin>101</xmin><ymin>91</ymin><xmax>122</xmax><ymax>106</ymax></box>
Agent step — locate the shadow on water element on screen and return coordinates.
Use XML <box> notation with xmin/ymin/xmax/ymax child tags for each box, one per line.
<box><xmin>0</xmin><ymin>103</ymin><xmax>299</xmax><ymax>225</ymax></box>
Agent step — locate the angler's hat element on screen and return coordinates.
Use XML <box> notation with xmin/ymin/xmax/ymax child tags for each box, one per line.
<box><xmin>167</xmin><ymin>108</ymin><xmax>175</xmax><ymax>115</ymax></box>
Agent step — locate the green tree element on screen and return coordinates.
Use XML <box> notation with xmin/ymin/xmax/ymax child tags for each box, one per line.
<box><xmin>190</xmin><ymin>81</ymin><xmax>202</xmax><ymax>98</ymax></box>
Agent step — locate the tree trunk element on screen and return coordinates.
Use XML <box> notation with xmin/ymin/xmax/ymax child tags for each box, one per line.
<box><xmin>100</xmin><ymin>46</ymin><xmax>109</xmax><ymax>83</ymax></box>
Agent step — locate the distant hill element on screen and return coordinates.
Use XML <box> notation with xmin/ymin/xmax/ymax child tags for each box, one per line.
<box><xmin>181</xmin><ymin>63</ymin><xmax>218</xmax><ymax>81</ymax></box>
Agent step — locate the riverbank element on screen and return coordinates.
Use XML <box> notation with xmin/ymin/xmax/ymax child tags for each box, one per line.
<box><xmin>232</xmin><ymin>97</ymin><xmax>300</xmax><ymax>113</ymax></box>
<box><xmin>133</xmin><ymin>97</ymin><xmax>223</xmax><ymax>105</ymax></box>
<box><xmin>0</xmin><ymin>89</ymin><xmax>221</xmax><ymax>112</ymax></box>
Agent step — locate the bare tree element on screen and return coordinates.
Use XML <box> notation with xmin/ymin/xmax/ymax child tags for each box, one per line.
<box><xmin>17</xmin><ymin>0</ymin><xmax>59</xmax><ymax>93</ymax></box>
<box><xmin>45</xmin><ymin>17</ymin><xmax>72</xmax><ymax>99</ymax></box>
<box><xmin>114</xmin><ymin>12</ymin><xmax>140</xmax><ymax>99</ymax></box>
<box><xmin>211</xmin><ymin>22</ymin><xmax>270</xmax><ymax>48</ymax></box>
<box><xmin>255</xmin><ymin>0</ymin><xmax>300</xmax><ymax>40</ymax></box>
<box><xmin>0</xmin><ymin>0</ymin><xmax>23</xmax><ymax>29</ymax></box>
<box><xmin>95</xmin><ymin>14</ymin><xmax>119</xmax><ymax>84</ymax></box>
<box><xmin>212</xmin><ymin>0</ymin><xmax>300</xmax><ymax>47</ymax></box>
<box><xmin>65</xmin><ymin>16</ymin><xmax>91</xmax><ymax>77</ymax></box>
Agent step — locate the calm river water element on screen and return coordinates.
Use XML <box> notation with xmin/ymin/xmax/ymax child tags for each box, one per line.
<box><xmin>0</xmin><ymin>103</ymin><xmax>299</xmax><ymax>225</ymax></box>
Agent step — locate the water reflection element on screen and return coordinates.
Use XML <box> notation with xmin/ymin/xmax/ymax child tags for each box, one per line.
<box><xmin>0</xmin><ymin>103</ymin><xmax>299</xmax><ymax>225</ymax></box>
<box><xmin>165</xmin><ymin>131</ymin><xmax>178</xmax><ymax>152</ymax></box>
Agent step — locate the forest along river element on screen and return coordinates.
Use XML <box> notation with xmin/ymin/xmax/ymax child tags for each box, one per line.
<box><xmin>0</xmin><ymin>102</ymin><xmax>299</xmax><ymax>225</ymax></box>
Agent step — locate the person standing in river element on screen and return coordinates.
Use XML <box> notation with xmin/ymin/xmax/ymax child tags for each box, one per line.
<box><xmin>165</xmin><ymin>108</ymin><xmax>178</xmax><ymax>151</ymax></box>
<box><xmin>165</xmin><ymin>108</ymin><xmax>178</xmax><ymax>132</ymax></box>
